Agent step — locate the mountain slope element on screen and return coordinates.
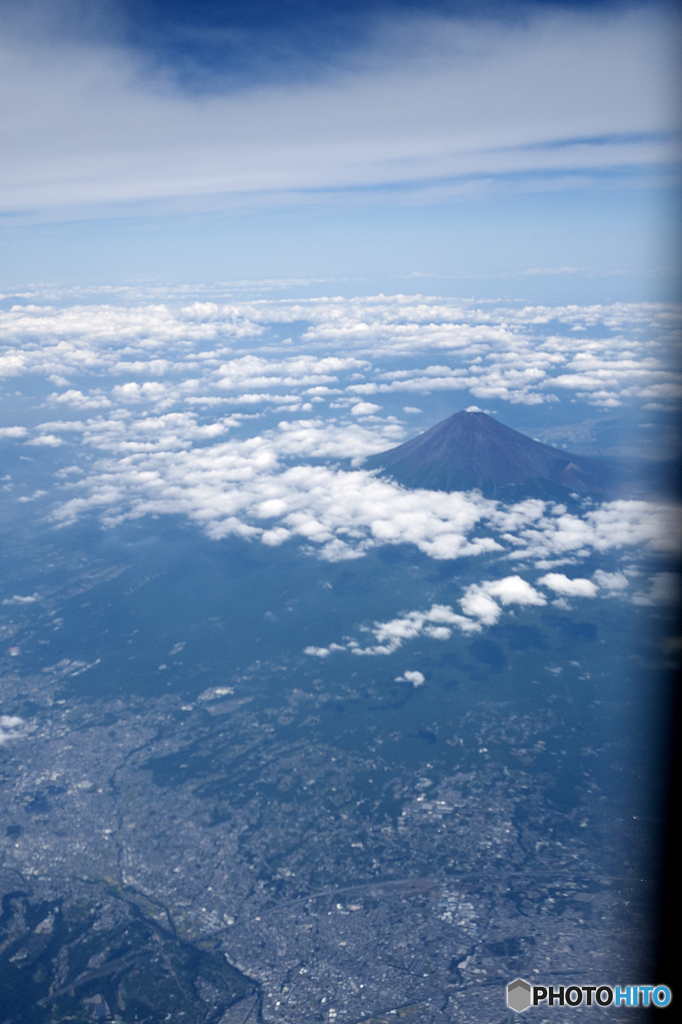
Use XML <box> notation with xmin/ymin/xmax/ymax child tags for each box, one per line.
<box><xmin>363</xmin><ymin>411</ymin><xmax>620</xmax><ymax>497</ymax></box>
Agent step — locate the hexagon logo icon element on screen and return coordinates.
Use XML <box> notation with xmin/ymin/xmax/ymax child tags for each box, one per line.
<box><xmin>507</xmin><ymin>978</ymin><xmax>532</xmax><ymax>1012</ymax></box>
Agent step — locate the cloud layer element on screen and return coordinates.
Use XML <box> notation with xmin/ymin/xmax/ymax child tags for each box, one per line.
<box><xmin>1</xmin><ymin>295</ymin><xmax>679</xmax><ymax>410</ymax></box>
<box><xmin>1</xmin><ymin>7</ymin><xmax>678</xmax><ymax>215</ymax></box>
<box><xmin>29</xmin><ymin>400</ymin><xmax>675</xmax><ymax>565</ymax></box>
<box><xmin>1</xmin><ymin>294</ymin><xmax>678</xmax><ymax>586</ymax></box>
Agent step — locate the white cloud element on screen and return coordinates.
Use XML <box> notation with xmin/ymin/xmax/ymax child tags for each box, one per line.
<box><xmin>36</xmin><ymin>399</ymin><xmax>677</xmax><ymax>571</ymax></box>
<box><xmin>302</xmin><ymin>562</ymin><xmax>620</xmax><ymax>661</ymax></box>
<box><xmin>41</xmin><ymin>411</ymin><xmax>243</xmax><ymax>454</ymax></box>
<box><xmin>536</xmin><ymin>573</ymin><xmax>599</xmax><ymax>598</ymax></box>
<box><xmin>2</xmin><ymin>593</ymin><xmax>39</xmax><ymax>605</ymax></box>
<box><xmin>303</xmin><ymin>646</ymin><xmax>333</xmax><ymax>658</ymax></box>
<box><xmin>18</xmin><ymin>489</ymin><xmax>47</xmax><ymax>502</ymax></box>
<box><xmin>637</xmin><ymin>383</ymin><xmax>682</xmax><ymax>401</ymax></box>
<box><xmin>593</xmin><ymin>569</ymin><xmax>630</xmax><ymax>592</ymax></box>
<box><xmin>632</xmin><ymin>572</ymin><xmax>680</xmax><ymax>606</ymax></box>
<box><xmin>494</xmin><ymin>499</ymin><xmax>680</xmax><ymax>562</ymax></box>
<box><xmin>47</xmin><ymin>389</ymin><xmax>112</xmax><ymax>410</ymax></box>
<box><xmin>215</xmin><ymin>355</ymin><xmax>369</xmax><ymax>392</ymax></box>
<box><xmin>0</xmin><ymin>301</ymin><xmax>259</xmax><ymax>380</ymax></box>
<box><xmin>0</xmin><ymin>296</ymin><xmax>678</xmax><ymax>414</ymax></box>
<box><xmin>0</xmin><ymin>715</ymin><xmax>26</xmax><ymax>745</ymax></box>
<box><xmin>0</xmin><ymin>294</ymin><xmax>678</xmax><ymax>578</ymax></box>
<box><xmin>305</xmin><ymin>603</ymin><xmax>482</xmax><ymax>659</ymax></box>
<box><xmin>52</xmin><ymin>443</ymin><xmax>509</xmax><ymax>562</ymax></box>
<box><xmin>273</xmin><ymin>418</ymin><xmax>403</xmax><ymax>461</ymax></box>
<box><xmin>351</xmin><ymin>402</ymin><xmax>381</xmax><ymax>416</ymax></box>
<box><xmin>25</xmin><ymin>433</ymin><xmax>64</xmax><ymax>447</ymax></box>
<box><xmin>460</xmin><ymin>576</ymin><xmax>547</xmax><ymax>625</ymax></box>
<box><xmin>303</xmin><ymin>540</ymin><xmax>679</xmax><ymax>656</ymax></box>
<box><xmin>112</xmin><ymin>381</ymin><xmax>178</xmax><ymax>407</ymax></box>
<box><xmin>400</xmin><ymin>670</ymin><xmax>425</xmax><ymax>688</ymax></box>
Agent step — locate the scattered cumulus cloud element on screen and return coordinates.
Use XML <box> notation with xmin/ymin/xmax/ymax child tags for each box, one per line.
<box><xmin>536</xmin><ymin>573</ymin><xmax>599</xmax><ymax>598</ymax></box>
<box><xmin>592</xmin><ymin>569</ymin><xmax>630</xmax><ymax>593</ymax></box>
<box><xmin>305</xmin><ymin>603</ymin><xmax>482</xmax><ymax>659</ymax></box>
<box><xmin>17</xmin><ymin>490</ymin><xmax>47</xmax><ymax>502</ymax></box>
<box><xmin>303</xmin><ymin>559</ymin><xmax>643</xmax><ymax>660</ymax></box>
<box><xmin>25</xmin><ymin>434</ymin><xmax>64</xmax><ymax>447</ymax></box>
<box><xmin>47</xmin><ymin>389</ymin><xmax>112</xmax><ymax>410</ymax></box>
<box><xmin>459</xmin><ymin>576</ymin><xmax>547</xmax><ymax>626</ymax></box>
<box><xmin>397</xmin><ymin>671</ymin><xmax>425</xmax><ymax>688</ymax></box>
<box><xmin>351</xmin><ymin>402</ymin><xmax>382</xmax><ymax>416</ymax></box>
<box><xmin>0</xmin><ymin>715</ymin><xmax>27</xmax><ymax>745</ymax></box>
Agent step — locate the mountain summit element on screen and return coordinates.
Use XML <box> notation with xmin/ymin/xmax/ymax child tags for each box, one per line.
<box><xmin>364</xmin><ymin>410</ymin><xmax>617</xmax><ymax>497</ymax></box>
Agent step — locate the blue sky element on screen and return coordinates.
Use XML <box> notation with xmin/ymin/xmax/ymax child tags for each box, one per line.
<box><xmin>1</xmin><ymin>0</ymin><xmax>679</xmax><ymax>301</ymax></box>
